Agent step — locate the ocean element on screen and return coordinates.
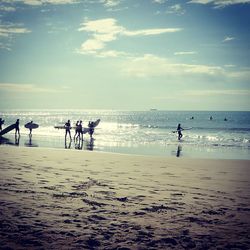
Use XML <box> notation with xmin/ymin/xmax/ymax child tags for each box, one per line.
<box><xmin>0</xmin><ymin>110</ymin><xmax>249</xmax><ymax>159</ymax></box>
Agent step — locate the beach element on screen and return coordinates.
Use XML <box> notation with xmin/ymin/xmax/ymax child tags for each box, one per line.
<box><xmin>0</xmin><ymin>146</ymin><xmax>250</xmax><ymax>249</ymax></box>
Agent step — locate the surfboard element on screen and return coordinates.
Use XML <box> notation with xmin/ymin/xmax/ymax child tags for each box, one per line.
<box><xmin>82</xmin><ymin>127</ymin><xmax>90</xmax><ymax>134</ymax></box>
<box><xmin>54</xmin><ymin>125</ymin><xmax>73</xmax><ymax>129</ymax></box>
<box><xmin>24</xmin><ymin>122</ymin><xmax>39</xmax><ymax>129</ymax></box>
<box><xmin>0</xmin><ymin>123</ymin><xmax>16</xmax><ymax>136</ymax></box>
<box><xmin>172</xmin><ymin>127</ymin><xmax>192</xmax><ymax>133</ymax></box>
<box><xmin>89</xmin><ymin>119</ymin><xmax>101</xmax><ymax>128</ymax></box>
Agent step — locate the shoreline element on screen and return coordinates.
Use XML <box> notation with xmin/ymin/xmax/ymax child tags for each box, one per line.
<box><xmin>1</xmin><ymin>132</ymin><xmax>249</xmax><ymax>160</ymax></box>
<box><xmin>0</xmin><ymin>146</ymin><xmax>250</xmax><ymax>249</ymax></box>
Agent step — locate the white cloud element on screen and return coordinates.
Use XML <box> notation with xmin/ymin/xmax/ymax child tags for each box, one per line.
<box><xmin>174</xmin><ymin>51</ymin><xmax>197</xmax><ymax>55</ymax></box>
<box><xmin>100</xmin><ymin>0</ymin><xmax>121</xmax><ymax>7</ymax></box>
<box><xmin>223</xmin><ymin>36</ymin><xmax>235</xmax><ymax>42</ymax></box>
<box><xmin>122</xmin><ymin>54</ymin><xmax>224</xmax><ymax>77</ymax></box>
<box><xmin>1</xmin><ymin>0</ymin><xmax>79</xmax><ymax>6</ymax></box>
<box><xmin>0</xmin><ymin>5</ymin><xmax>16</xmax><ymax>11</ymax></box>
<box><xmin>78</xmin><ymin>18</ymin><xmax>181</xmax><ymax>55</ymax></box>
<box><xmin>121</xmin><ymin>54</ymin><xmax>250</xmax><ymax>80</ymax></box>
<box><xmin>185</xmin><ymin>89</ymin><xmax>250</xmax><ymax>96</ymax></box>
<box><xmin>188</xmin><ymin>0</ymin><xmax>250</xmax><ymax>8</ymax></box>
<box><xmin>0</xmin><ymin>83</ymin><xmax>64</xmax><ymax>93</ymax></box>
<box><xmin>0</xmin><ymin>24</ymin><xmax>31</xmax><ymax>37</ymax></box>
<box><xmin>153</xmin><ymin>0</ymin><xmax>168</xmax><ymax>3</ymax></box>
<box><xmin>166</xmin><ymin>4</ymin><xmax>186</xmax><ymax>15</ymax></box>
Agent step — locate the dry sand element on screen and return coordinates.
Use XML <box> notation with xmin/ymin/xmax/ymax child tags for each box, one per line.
<box><xmin>0</xmin><ymin>146</ymin><xmax>250</xmax><ymax>250</ymax></box>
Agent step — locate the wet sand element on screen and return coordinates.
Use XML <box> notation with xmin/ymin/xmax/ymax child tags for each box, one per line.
<box><xmin>0</xmin><ymin>146</ymin><xmax>250</xmax><ymax>249</ymax></box>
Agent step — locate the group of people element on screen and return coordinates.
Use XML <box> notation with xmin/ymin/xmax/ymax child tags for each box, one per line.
<box><xmin>64</xmin><ymin>120</ymin><xmax>95</xmax><ymax>141</ymax></box>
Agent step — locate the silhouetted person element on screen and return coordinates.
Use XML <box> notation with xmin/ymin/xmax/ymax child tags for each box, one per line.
<box><xmin>88</xmin><ymin>121</ymin><xmax>95</xmax><ymax>139</ymax></box>
<box><xmin>15</xmin><ymin>119</ymin><xmax>20</xmax><ymax>136</ymax></box>
<box><xmin>65</xmin><ymin>120</ymin><xmax>72</xmax><ymax>141</ymax></box>
<box><xmin>28</xmin><ymin>121</ymin><xmax>33</xmax><ymax>137</ymax></box>
<box><xmin>210</xmin><ymin>116</ymin><xmax>213</xmax><ymax>120</ymax></box>
<box><xmin>177</xmin><ymin>123</ymin><xmax>183</xmax><ymax>141</ymax></box>
<box><xmin>190</xmin><ymin>116</ymin><xmax>194</xmax><ymax>120</ymax></box>
<box><xmin>224</xmin><ymin>117</ymin><xmax>228</xmax><ymax>121</ymax></box>
<box><xmin>76</xmin><ymin>120</ymin><xmax>83</xmax><ymax>141</ymax></box>
<box><xmin>0</xmin><ymin>118</ymin><xmax>4</xmax><ymax>131</ymax></box>
<box><xmin>74</xmin><ymin>121</ymin><xmax>79</xmax><ymax>141</ymax></box>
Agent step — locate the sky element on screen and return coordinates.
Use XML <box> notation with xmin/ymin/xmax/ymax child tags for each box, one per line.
<box><xmin>0</xmin><ymin>0</ymin><xmax>249</xmax><ymax>111</ymax></box>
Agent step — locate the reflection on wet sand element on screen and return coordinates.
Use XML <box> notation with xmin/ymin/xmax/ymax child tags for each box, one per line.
<box><xmin>176</xmin><ymin>145</ymin><xmax>182</xmax><ymax>157</ymax></box>
<box><xmin>25</xmin><ymin>135</ymin><xmax>38</xmax><ymax>147</ymax></box>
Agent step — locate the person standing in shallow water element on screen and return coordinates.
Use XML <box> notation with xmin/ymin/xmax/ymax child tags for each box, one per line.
<box><xmin>74</xmin><ymin>121</ymin><xmax>79</xmax><ymax>141</ymax></box>
<box><xmin>64</xmin><ymin>120</ymin><xmax>72</xmax><ymax>141</ymax></box>
<box><xmin>0</xmin><ymin>118</ymin><xmax>4</xmax><ymax>132</ymax></box>
<box><xmin>15</xmin><ymin>119</ymin><xmax>20</xmax><ymax>136</ymax></box>
<box><xmin>177</xmin><ymin>123</ymin><xmax>183</xmax><ymax>141</ymax></box>
<box><xmin>28</xmin><ymin>121</ymin><xmax>33</xmax><ymax>137</ymax></box>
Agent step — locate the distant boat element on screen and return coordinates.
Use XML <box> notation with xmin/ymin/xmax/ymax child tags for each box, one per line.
<box><xmin>150</xmin><ymin>109</ymin><xmax>158</xmax><ymax>111</ymax></box>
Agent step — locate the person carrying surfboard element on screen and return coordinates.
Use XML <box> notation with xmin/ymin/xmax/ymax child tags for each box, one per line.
<box><xmin>75</xmin><ymin>120</ymin><xmax>83</xmax><ymax>141</ymax></box>
<box><xmin>28</xmin><ymin>121</ymin><xmax>33</xmax><ymax>137</ymax></box>
<box><xmin>177</xmin><ymin>123</ymin><xmax>183</xmax><ymax>141</ymax></box>
<box><xmin>0</xmin><ymin>118</ymin><xmax>4</xmax><ymax>132</ymax></box>
<box><xmin>88</xmin><ymin>121</ymin><xmax>95</xmax><ymax>139</ymax></box>
<box><xmin>74</xmin><ymin>121</ymin><xmax>79</xmax><ymax>141</ymax></box>
<box><xmin>15</xmin><ymin>119</ymin><xmax>20</xmax><ymax>136</ymax></box>
<box><xmin>64</xmin><ymin>120</ymin><xmax>72</xmax><ymax>141</ymax></box>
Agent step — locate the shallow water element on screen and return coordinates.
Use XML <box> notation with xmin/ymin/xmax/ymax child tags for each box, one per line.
<box><xmin>0</xmin><ymin>109</ymin><xmax>249</xmax><ymax>159</ymax></box>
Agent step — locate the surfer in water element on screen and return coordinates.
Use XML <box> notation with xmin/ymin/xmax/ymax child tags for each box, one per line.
<box><xmin>64</xmin><ymin>120</ymin><xmax>72</xmax><ymax>141</ymax></box>
<box><xmin>0</xmin><ymin>118</ymin><xmax>4</xmax><ymax>132</ymax></box>
<box><xmin>177</xmin><ymin>123</ymin><xmax>183</xmax><ymax>141</ymax></box>
<box><xmin>15</xmin><ymin>119</ymin><xmax>20</xmax><ymax>136</ymax></box>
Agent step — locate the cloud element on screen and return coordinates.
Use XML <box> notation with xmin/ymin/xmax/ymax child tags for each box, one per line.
<box><xmin>121</xmin><ymin>54</ymin><xmax>250</xmax><ymax>81</ymax></box>
<box><xmin>122</xmin><ymin>54</ymin><xmax>224</xmax><ymax>77</ymax></box>
<box><xmin>0</xmin><ymin>83</ymin><xmax>65</xmax><ymax>93</ymax></box>
<box><xmin>185</xmin><ymin>89</ymin><xmax>250</xmax><ymax>96</ymax></box>
<box><xmin>223</xmin><ymin>36</ymin><xmax>235</xmax><ymax>42</ymax></box>
<box><xmin>153</xmin><ymin>0</ymin><xmax>168</xmax><ymax>3</ymax></box>
<box><xmin>0</xmin><ymin>5</ymin><xmax>16</xmax><ymax>11</ymax></box>
<box><xmin>188</xmin><ymin>0</ymin><xmax>250</xmax><ymax>8</ymax></box>
<box><xmin>78</xmin><ymin>18</ymin><xmax>181</xmax><ymax>55</ymax></box>
<box><xmin>100</xmin><ymin>0</ymin><xmax>121</xmax><ymax>7</ymax></box>
<box><xmin>174</xmin><ymin>51</ymin><xmax>197</xmax><ymax>55</ymax></box>
<box><xmin>0</xmin><ymin>23</ymin><xmax>31</xmax><ymax>50</ymax></box>
<box><xmin>0</xmin><ymin>0</ymin><xmax>79</xmax><ymax>6</ymax></box>
<box><xmin>166</xmin><ymin>4</ymin><xmax>186</xmax><ymax>15</ymax></box>
<box><xmin>0</xmin><ymin>23</ymin><xmax>31</xmax><ymax>37</ymax></box>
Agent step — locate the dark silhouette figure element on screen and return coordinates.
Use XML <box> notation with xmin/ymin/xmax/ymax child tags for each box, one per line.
<box><xmin>190</xmin><ymin>116</ymin><xmax>194</xmax><ymax>120</ymax></box>
<box><xmin>224</xmin><ymin>117</ymin><xmax>228</xmax><ymax>121</ymax></box>
<box><xmin>15</xmin><ymin>119</ymin><xmax>20</xmax><ymax>136</ymax></box>
<box><xmin>88</xmin><ymin>121</ymin><xmax>95</xmax><ymax>139</ymax></box>
<box><xmin>28</xmin><ymin>121</ymin><xmax>33</xmax><ymax>137</ymax></box>
<box><xmin>74</xmin><ymin>121</ymin><xmax>79</xmax><ymax>141</ymax></box>
<box><xmin>177</xmin><ymin>123</ymin><xmax>183</xmax><ymax>141</ymax></box>
<box><xmin>0</xmin><ymin>118</ymin><xmax>4</xmax><ymax>131</ymax></box>
<box><xmin>65</xmin><ymin>120</ymin><xmax>72</xmax><ymax>141</ymax></box>
<box><xmin>210</xmin><ymin>116</ymin><xmax>213</xmax><ymax>120</ymax></box>
<box><xmin>76</xmin><ymin>120</ymin><xmax>83</xmax><ymax>141</ymax></box>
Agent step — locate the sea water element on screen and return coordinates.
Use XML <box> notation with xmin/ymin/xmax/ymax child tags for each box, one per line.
<box><xmin>0</xmin><ymin>110</ymin><xmax>249</xmax><ymax>159</ymax></box>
